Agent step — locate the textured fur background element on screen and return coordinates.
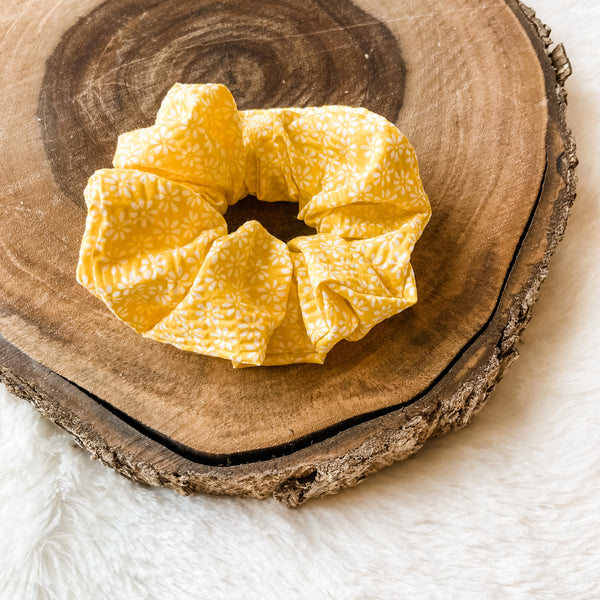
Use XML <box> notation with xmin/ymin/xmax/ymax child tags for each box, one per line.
<box><xmin>1</xmin><ymin>1</ymin><xmax>598</xmax><ymax>598</ymax></box>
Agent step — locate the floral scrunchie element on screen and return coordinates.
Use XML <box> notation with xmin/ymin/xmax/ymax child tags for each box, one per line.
<box><xmin>77</xmin><ymin>83</ymin><xmax>431</xmax><ymax>367</ymax></box>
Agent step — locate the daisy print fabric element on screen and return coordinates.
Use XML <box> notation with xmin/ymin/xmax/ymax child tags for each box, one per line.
<box><xmin>77</xmin><ymin>83</ymin><xmax>431</xmax><ymax>367</ymax></box>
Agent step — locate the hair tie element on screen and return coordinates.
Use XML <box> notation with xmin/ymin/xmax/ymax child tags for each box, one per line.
<box><xmin>77</xmin><ymin>83</ymin><xmax>431</xmax><ymax>367</ymax></box>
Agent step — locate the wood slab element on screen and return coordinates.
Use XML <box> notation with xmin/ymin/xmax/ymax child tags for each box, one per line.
<box><xmin>0</xmin><ymin>0</ymin><xmax>576</xmax><ymax>505</ymax></box>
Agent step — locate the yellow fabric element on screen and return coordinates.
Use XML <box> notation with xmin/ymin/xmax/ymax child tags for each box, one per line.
<box><xmin>77</xmin><ymin>83</ymin><xmax>431</xmax><ymax>367</ymax></box>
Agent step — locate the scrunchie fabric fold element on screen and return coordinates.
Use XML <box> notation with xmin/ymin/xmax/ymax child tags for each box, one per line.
<box><xmin>77</xmin><ymin>83</ymin><xmax>431</xmax><ymax>367</ymax></box>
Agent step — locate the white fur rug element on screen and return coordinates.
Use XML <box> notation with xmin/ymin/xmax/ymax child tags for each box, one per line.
<box><xmin>1</xmin><ymin>1</ymin><xmax>599</xmax><ymax>598</ymax></box>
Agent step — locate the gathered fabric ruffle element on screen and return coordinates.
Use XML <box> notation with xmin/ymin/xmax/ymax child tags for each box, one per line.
<box><xmin>77</xmin><ymin>83</ymin><xmax>431</xmax><ymax>367</ymax></box>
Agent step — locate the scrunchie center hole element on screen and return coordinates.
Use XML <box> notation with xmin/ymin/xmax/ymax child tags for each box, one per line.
<box><xmin>223</xmin><ymin>195</ymin><xmax>316</xmax><ymax>243</ymax></box>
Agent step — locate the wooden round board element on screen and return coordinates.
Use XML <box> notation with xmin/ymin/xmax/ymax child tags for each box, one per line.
<box><xmin>0</xmin><ymin>0</ymin><xmax>576</xmax><ymax>506</ymax></box>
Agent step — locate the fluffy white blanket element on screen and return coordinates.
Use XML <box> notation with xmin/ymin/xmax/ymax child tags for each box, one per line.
<box><xmin>1</xmin><ymin>1</ymin><xmax>598</xmax><ymax>597</ymax></box>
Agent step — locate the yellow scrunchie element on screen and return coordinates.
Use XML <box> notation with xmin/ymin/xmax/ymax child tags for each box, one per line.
<box><xmin>77</xmin><ymin>83</ymin><xmax>431</xmax><ymax>367</ymax></box>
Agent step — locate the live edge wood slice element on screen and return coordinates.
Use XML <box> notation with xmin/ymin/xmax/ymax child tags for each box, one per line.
<box><xmin>0</xmin><ymin>0</ymin><xmax>576</xmax><ymax>506</ymax></box>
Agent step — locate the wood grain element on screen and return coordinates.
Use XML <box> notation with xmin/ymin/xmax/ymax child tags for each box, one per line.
<box><xmin>0</xmin><ymin>0</ymin><xmax>576</xmax><ymax>504</ymax></box>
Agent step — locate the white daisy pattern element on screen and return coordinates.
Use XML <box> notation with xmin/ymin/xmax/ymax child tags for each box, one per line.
<box><xmin>77</xmin><ymin>83</ymin><xmax>431</xmax><ymax>367</ymax></box>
